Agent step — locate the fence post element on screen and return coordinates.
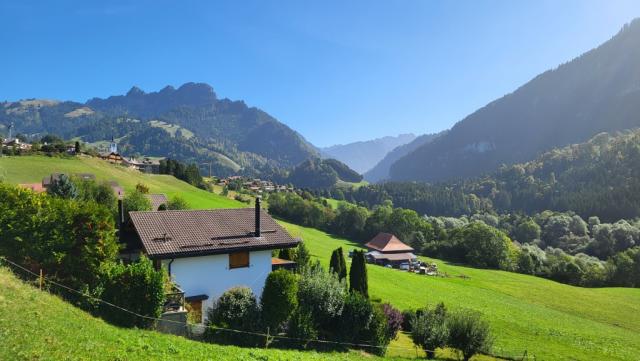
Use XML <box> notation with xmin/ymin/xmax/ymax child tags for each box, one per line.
<box><xmin>39</xmin><ymin>269</ymin><xmax>43</xmax><ymax>290</ymax></box>
<box><xmin>265</xmin><ymin>327</ymin><xmax>270</xmax><ymax>349</ymax></box>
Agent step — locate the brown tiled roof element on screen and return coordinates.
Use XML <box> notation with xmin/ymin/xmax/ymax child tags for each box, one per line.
<box><xmin>365</xmin><ymin>233</ymin><xmax>414</xmax><ymax>253</ymax></box>
<box><xmin>147</xmin><ymin>194</ymin><xmax>169</xmax><ymax>210</ymax></box>
<box><xmin>129</xmin><ymin>208</ymin><xmax>299</xmax><ymax>259</ymax></box>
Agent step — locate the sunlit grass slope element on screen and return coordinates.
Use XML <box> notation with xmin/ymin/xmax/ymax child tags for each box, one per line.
<box><xmin>281</xmin><ymin>222</ymin><xmax>640</xmax><ymax>361</ymax></box>
<box><xmin>0</xmin><ymin>155</ymin><xmax>242</xmax><ymax>209</ymax></box>
<box><xmin>0</xmin><ymin>267</ymin><xmax>411</xmax><ymax>361</ymax></box>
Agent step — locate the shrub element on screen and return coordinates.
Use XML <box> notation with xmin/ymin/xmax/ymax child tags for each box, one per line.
<box><xmin>278</xmin><ymin>248</ymin><xmax>294</xmax><ymax>260</ymax></box>
<box><xmin>447</xmin><ymin>309</ymin><xmax>493</xmax><ymax>361</ymax></box>
<box><xmin>287</xmin><ymin>309</ymin><xmax>318</xmax><ymax>348</ymax></box>
<box><xmin>47</xmin><ymin>174</ymin><xmax>78</xmax><ymax>199</ymax></box>
<box><xmin>410</xmin><ymin>303</ymin><xmax>449</xmax><ymax>359</ymax></box>
<box><xmin>205</xmin><ymin>287</ymin><xmax>261</xmax><ymax>346</ymax></box>
<box><xmin>365</xmin><ymin>304</ymin><xmax>392</xmax><ymax>356</ymax></box>
<box><xmin>294</xmin><ymin>242</ymin><xmax>311</xmax><ymax>270</ymax></box>
<box><xmin>99</xmin><ymin>256</ymin><xmax>166</xmax><ymax>329</ymax></box>
<box><xmin>123</xmin><ymin>189</ymin><xmax>152</xmax><ymax>221</ymax></box>
<box><xmin>296</xmin><ymin>265</ymin><xmax>346</xmax><ymax>339</ymax></box>
<box><xmin>401</xmin><ymin>309</ymin><xmax>416</xmax><ymax>332</ymax></box>
<box><xmin>135</xmin><ymin>182</ymin><xmax>149</xmax><ymax>194</ymax></box>
<box><xmin>261</xmin><ymin>270</ymin><xmax>298</xmax><ymax>332</ymax></box>
<box><xmin>167</xmin><ymin>195</ymin><xmax>189</xmax><ymax>210</ymax></box>
<box><xmin>339</xmin><ymin>292</ymin><xmax>374</xmax><ymax>344</ymax></box>
<box><xmin>0</xmin><ymin>185</ymin><xmax>118</xmax><ymax>292</ymax></box>
<box><xmin>382</xmin><ymin>303</ymin><xmax>403</xmax><ymax>340</ymax></box>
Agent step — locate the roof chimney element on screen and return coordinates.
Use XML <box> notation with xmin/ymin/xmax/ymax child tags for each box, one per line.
<box><xmin>117</xmin><ymin>199</ymin><xmax>125</xmax><ymax>230</ymax></box>
<box><xmin>255</xmin><ymin>197</ymin><xmax>261</xmax><ymax>237</ymax></box>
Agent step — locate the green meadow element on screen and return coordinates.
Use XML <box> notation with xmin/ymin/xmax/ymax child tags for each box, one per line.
<box><xmin>0</xmin><ymin>267</ymin><xmax>407</xmax><ymax>361</ymax></box>
<box><xmin>0</xmin><ymin>155</ymin><xmax>242</xmax><ymax>209</ymax></box>
<box><xmin>2</xmin><ymin>155</ymin><xmax>640</xmax><ymax>360</ymax></box>
<box><xmin>281</xmin><ymin>222</ymin><xmax>640</xmax><ymax>361</ymax></box>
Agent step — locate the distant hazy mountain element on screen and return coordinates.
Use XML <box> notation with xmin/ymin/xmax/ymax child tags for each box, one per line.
<box><xmin>364</xmin><ymin>132</ymin><xmax>442</xmax><ymax>183</ymax></box>
<box><xmin>390</xmin><ymin>19</ymin><xmax>640</xmax><ymax>182</ymax></box>
<box><xmin>1</xmin><ymin>82</ymin><xmax>318</xmax><ymax>176</ymax></box>
<box><xmin>321</xmin><ymin>134</ymin><xmax>416</xmax><ymax>174</ymax></box>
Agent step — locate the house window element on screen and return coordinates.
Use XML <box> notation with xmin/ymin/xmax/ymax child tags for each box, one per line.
<box><xmin>229</xmin><ymin>251</ymin><xmax>250</xmax><ymax>269</ymax></box>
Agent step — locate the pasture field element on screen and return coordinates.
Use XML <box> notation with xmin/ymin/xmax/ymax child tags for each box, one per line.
<box><xmin>2</xmin><ymin>155</ymin><xmax>639</xmax><ymax>360</ymax></box>
<box><xmin>0</xmin><ymin>267</ymin><xmax>408</xmax><ymax>361</ymax></box>
<box><xmin>281</xmin><ymin>222</ymin><xmax>640</xmax><ymax>361</ymax></box>
<box><xmin>0</xmin><ymin>155</ymin><xmax>243</xmax><ymax>209</ymax></box>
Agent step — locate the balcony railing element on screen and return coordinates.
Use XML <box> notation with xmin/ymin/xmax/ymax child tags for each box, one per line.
<box><xmin>163</xmin><ymin>285</ymin><xmax>185</xmax><ymax>313</ymax></box>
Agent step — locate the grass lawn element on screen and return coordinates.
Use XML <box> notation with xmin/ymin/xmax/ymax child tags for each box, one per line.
<box><xmin>3</xmin><ymin>155</ymin><xmax>640</xmax><ymax>360</ymax></box>
<box><xmin>280</xmin><ymin>221</ymin><xmax>640</xmax><ymax>361</ymax></box>
<box><xmin>0</xmin><ymin>267</ymin><xmax>412</xmax><ymax>361</ymax></box>
<box><xmin>0</xmin><ymin>155</ymin><xmax>243</xmax><ymax>209</ymax></box>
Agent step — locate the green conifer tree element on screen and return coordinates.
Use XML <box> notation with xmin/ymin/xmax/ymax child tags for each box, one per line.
<box><xmin>349</xmin><ymin>250</ymin><xmax>369</xmax><ymax>297</ymax></box>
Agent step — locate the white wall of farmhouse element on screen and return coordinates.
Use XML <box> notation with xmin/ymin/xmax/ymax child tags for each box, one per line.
<box><xmin>161</xmin><ymin>249</ymin><xmax>273</xmax><ymax>319</ymax></box>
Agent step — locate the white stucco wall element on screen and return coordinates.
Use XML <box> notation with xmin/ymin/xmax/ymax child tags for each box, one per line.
<box><xmin>161</xmin><ymin>250</ymin><xmax>273</xmax><ymax>320</ymax></box>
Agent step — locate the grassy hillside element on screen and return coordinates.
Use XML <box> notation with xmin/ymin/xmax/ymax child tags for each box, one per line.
<box><xmin>3</xmin><ymin>155</ymin><xmax>640</xmax><ymax>360</ymax></box>
<box><xmin>0</xmin><ymin>155</ymin><xmax>243</xmax><ymax>209</ymax></box>
<box><xmin>0</xmin><ymin>267</ymin><xmax>408</xmax><ymax>361</ymax></box>
<box><xmin>281</xmin><ymin>222</ymin><xmax>640</xmax><ymax>361</ymax></box>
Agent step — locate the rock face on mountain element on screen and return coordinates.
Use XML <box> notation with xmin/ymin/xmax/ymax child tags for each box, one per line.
<box><xmin>321</xmin><ymin>134</ymin><xmax>416</xmax><ymax>174</ymax></box>
<box><xmin>390</xmin><ymin>19</ymin><xmax>640</xmax><ymax>182</ymax></box>
<box><xmin>1</xmin><ymin>83</ymin><xmax>318</xmax><ymax>176</ymax></box>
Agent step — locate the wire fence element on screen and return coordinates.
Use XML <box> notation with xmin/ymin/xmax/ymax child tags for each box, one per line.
<box><xmin>0</xmin><ymin>256</ymin><xmax>536</xmax><ymax>360</ymax></box>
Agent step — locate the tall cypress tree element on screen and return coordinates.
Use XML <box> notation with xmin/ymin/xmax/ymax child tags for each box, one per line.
<box><xmin>337</xmin><ymin>247</ymin><xmax>347</xmax><ymax>281</ymax></box>
<box><xmin>349</xmin><ymin>250</ymin><xmax>369</xmax><ymax>297</ymax></box>
<box><xmin>329</xmin><ymin>249</ymin><xmax>342</xmax><ymax>276</ymax></box>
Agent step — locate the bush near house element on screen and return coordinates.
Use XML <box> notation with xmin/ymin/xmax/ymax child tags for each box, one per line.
<box><xmin>205</xmin><ymin>287</ymin><xmax>261</xmax><ymax>346</ymax></box>
<box><xmin>261</xmin><ymin>269</ymin><xmax>299</xmax><ymax>333</ymax></box>
<box><xmin>0</xmin><ymin>184</ymin><xmax>118</xmax><ymax>292</ymax></box>
<box><xmin>0</xmin><ymin>183</ymin><xmax>166</xmax><ymax>330</ymax></box>
<box><xmin>99</xmin><ymin>256</ymin><xmax>166</xmax><ymax>329</ymax></box>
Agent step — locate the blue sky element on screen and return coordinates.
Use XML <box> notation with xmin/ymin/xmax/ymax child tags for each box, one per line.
<box><xmin>1</xmin><ymin>1</ymin><xmax>640</xmax><ymax>147</ymax></box>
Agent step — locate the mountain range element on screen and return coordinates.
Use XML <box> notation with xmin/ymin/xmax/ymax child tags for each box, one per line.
<box><xmin>389</xmin><ymin>19</ymin><xmax>640</xmax><ymax>182</ymax></box>
<box><xmin>3</xmin><ymin>20</ymin><xmax>640</xmax><ymax>188</ymax></box>
<box><xmin>1</xmin><ymin>83</ymin><xmax>319</xmax><ymax>177</ymax></box>
<box><xmin>320</xmin><ymin>134</ymin><xmax>416</xmax><ymax>174</ymax></box>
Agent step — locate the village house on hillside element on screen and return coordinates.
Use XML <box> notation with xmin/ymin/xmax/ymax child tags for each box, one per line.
<box><xmin>126</xmin><ymin>198</ymin><xmax>299</xmax><ymax>323</ymax></box>
<box><xmin>364</xmin><ymin>232</ymin><xmax>418</xmax><ymax>267</ymax></box>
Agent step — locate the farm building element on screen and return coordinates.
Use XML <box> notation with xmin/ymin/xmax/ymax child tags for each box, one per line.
<box><xmin>126</xmin><ymin>198</ymin><xmax>299</xmax><ymax>323</ymax></box>
<box><xmin>364</xmin><ymin>232</ymin><xmax>418</xmax><ymax>267</ymax></box>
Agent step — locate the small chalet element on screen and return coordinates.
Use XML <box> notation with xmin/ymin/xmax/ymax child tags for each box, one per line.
<box><xmin>127</xmin><ymin>199</ymin><xmax>299</xmax><ymax>322</ymax></box>
<box><xmin>364</xmin><ymin>232</ymin><xmax>418</xmax><ymax>267</ymax></box>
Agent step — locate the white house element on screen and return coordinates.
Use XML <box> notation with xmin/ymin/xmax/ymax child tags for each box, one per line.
<box><xmin>128</xmin><ymin>199</ymin><xmax>299</xmax><ymax>322</ymax></box>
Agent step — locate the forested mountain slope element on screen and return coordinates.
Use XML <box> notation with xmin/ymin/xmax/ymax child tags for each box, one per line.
<box><xmin>321</xmin><ymin>134</ymin><xmax>416</xmax><ymax>174</ymax></box>
<box><xmin>0</xmin><ymin>83</ymin><xmax>318</xmax><ymax>176</ymax></box>
<box><xmin>364</xmin><ymin>132</ymin><xmax>442</xmax><ymax>183</ymax></box>
<box><xmin>343</xmin><ymin>129</ymin><xmax>640</xmax><ymax>221</ymax></box>
<box><xmin>390</xmin><ymin>19</ymin><xmax>640</xmax><ymax>182</ymax></box>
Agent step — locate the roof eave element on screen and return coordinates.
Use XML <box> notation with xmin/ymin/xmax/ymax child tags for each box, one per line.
<box><xmin>145</xmin><ymin>240</ymin><xmax>301</xmax><ymax>260</ymax></box>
